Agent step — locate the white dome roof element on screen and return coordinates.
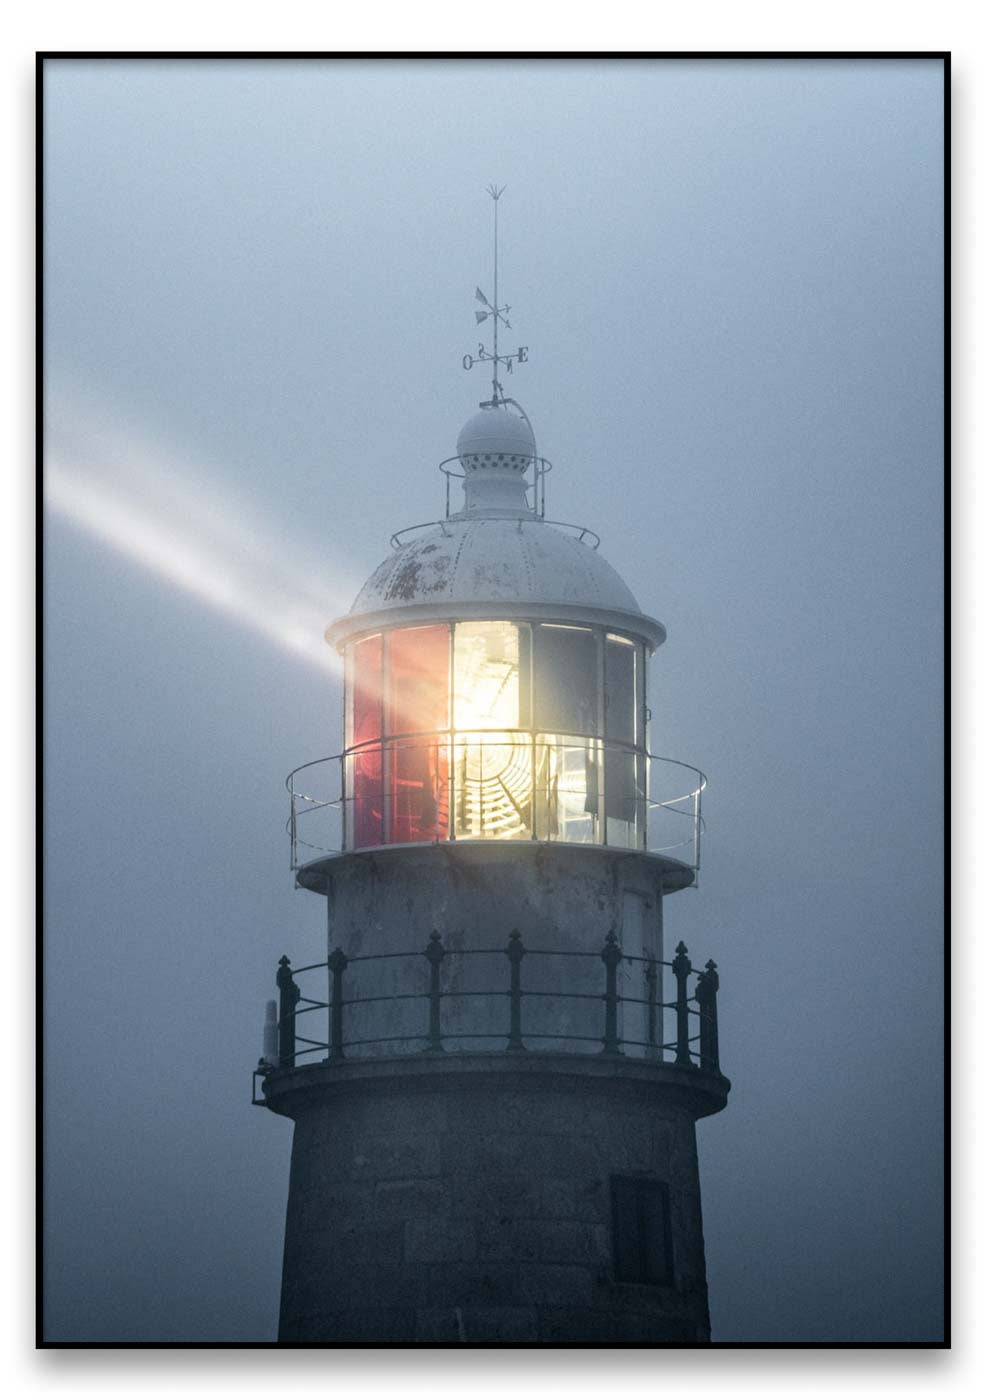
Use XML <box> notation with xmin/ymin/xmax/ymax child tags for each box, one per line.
<box><xmin>326</xmin><ymin>403</ymin><xmax>666</xmax><ymax>651</ymax></box>
<box><xmin>349</xmin><ymin>517</ymin><xmax>641</xmax><ymax>617</ymax></box>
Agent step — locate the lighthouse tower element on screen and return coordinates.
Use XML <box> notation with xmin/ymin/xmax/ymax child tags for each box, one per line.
<box><xmin>257</xmin><ymin>192</ymin><xmax>729</xmax><ymax>1345</ymax></box>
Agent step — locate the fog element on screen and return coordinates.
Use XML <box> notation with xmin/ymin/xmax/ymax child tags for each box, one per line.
<box><xmin>42</xmin><ymin>57</ymin><xmax>943</xmax><ymax>1343</ymax></box>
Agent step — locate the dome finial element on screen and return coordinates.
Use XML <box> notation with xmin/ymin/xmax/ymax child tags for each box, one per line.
<box><xmin>462</xmin><ymin>185</ymin><xmax>529</xmax><ymax>408</ymax></box>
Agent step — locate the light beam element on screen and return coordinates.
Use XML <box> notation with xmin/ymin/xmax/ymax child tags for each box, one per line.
<box><xmin>45</xmin><ymin>389</ymin><xmax>358</xmax><ymax>674</ymax></box>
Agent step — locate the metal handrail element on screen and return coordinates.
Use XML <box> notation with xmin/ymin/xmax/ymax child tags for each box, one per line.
<box><xmin>435</xmin><ymin>455</ymin><xmax>555</xmax><ymax>521</ymax></box>
<box><xmin>389</xmin><ymin>505</ymin><xmax>600</xmax><ymax>551</ymax></box>
<box><xmin>288</xmin><ymin>731</ymin><xmax>706</xmax><ymax>785</ymax></box>
<box><xmin>285</xmin><ymin>734</ymin><xmax>705</xmax><ymax>872</ymax></box>
<box><xmin>253</xmin><ymin>933</ymin><xmax>722</xmax><ymax>1103</ymax></box>
<box><xmin>390</xmin><ymin>520</ymin><xmax>455</xmax><ymax>549</ymax></box>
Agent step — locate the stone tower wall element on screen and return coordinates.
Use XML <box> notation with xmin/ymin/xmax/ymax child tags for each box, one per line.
<box><xmin>272</xmin><ymin>1057</ymin><xmax>720</xmax><ymax>1345</ymax></box>
<box><xmin>303</xmin><ymin>845</ymin><xmax>680</xmax><ymax>1058</ymax></box>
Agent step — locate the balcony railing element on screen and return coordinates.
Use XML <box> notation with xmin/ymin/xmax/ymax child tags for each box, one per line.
<box><xmin>286</xmin><ymin>733</ymin><xmax>705</xmax><ymax>872</ymax></box>
<box><xmin>252</xmin><ymin>932</ymin><xmax>722</xmax><ymax>1104</ymax></box>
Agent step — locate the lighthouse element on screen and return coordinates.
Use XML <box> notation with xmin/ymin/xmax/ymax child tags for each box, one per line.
<box><xmin>256</xmin><ymin>190</ymin><xmax>729</xmax><ymax>1345</ymax></box>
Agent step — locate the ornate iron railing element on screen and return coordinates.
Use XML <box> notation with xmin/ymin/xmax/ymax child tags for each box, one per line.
<box><xmin>253</xmin><ymin>932</ymin><xmax>721</xmax><ymax>1104</ymax></box>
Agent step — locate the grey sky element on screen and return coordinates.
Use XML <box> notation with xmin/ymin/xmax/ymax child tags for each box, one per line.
<box><xmin>43</xmin><ymin>57</ymin><xmax>943</xmax><ymax>1343</ymax></box>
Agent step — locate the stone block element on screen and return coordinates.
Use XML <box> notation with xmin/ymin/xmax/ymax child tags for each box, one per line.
<box><xmin>286</xmin><ymin>1180</ymin><xmax>376</xmax><ymax>1230</ymax></box>
<box><xmin>361</xmin><ymin>1091</ymin><xmax>449</xmax><ymax>1137</ymax></box>
<box><xmin>373</xmin><ymin>1177</ymin><xmax>448</xmax><ymax>1219</ymax></box>
<box><xmin>347</xmin><ymin>1133</ymin><xmax>442</xmax><ymax>1182</ymax></box>
<box><xmin>404</xmin><ymin>1215</ymin><xmax>477</xmax><ymax>1264</ymax></box>
<box><xmin>540</xmin><ymin>1176</ymin><xmax>607</xmax><ymax>1222</ymax></box>
<box><xmin>515</xmin><ymin>1263</ymin><xmax>594</xmax><ymax>1308</ymax></box>
<box><xmin>477</xmin><ymin>1217</ymin><xmax>608</xmax><ymax>1266</ymax></box>
<box><xmin>423</xmin><ymin>1261</ymin><xmax>518</xmax><ymax>1307</ymax></box>
<box><xmin>439</xmin><ymin>1130</ymin><xmax>536</xmax><ymax>1176</ymax></box>
<box><xmin>415</xmin><ymin>1306</ymin><xmax>464</xmax><ymax>1343</ymax></box>
<box><xmin>610</xmin><ymin>1310</ymin><xmax>699</xmax><ymax>1343</ymax></box>
<box><xmin>537</xmin><ymin>1307</ymin><xmax>618</xmax><ymax>1344</ymax></box>
<box><xmin>451</xmin><ymin>1170</ymin><xmax>542</xmax><ymax>1220</ymax></box>
<box><xmin>285</xmin><ymin>1308</ymin><xmax>417</xmax><ymax>1344</ymax></box>
<box><xmin>283</xmin><ymin>1223</ymin><xmax>404</xmax><ymax>1296</ymax></box>
<box><xmin>458</xmin><ymin>1306</ymin><xmax>539</xmax><ymax>1344</ymax></box>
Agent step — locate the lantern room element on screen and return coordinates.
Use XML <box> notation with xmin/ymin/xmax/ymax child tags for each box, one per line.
<box><xmin>343</xmin><ymin>618</ymin><xmax>648</xmax><ymax>849</ymax></box>
<box><xmin>293</xmin><ymin>402</ymin><xmax>704</xmax><ymax>873</ymax></box>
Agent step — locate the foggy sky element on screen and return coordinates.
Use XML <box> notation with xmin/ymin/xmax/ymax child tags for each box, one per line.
<box><xmin>42</xmin><ymin>57</ymin><xmax>944</xmax><ymax>1344</ymax></box>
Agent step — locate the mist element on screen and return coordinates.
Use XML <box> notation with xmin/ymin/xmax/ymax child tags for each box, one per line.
<box><xmin>42</xmin><ymin>57</ymin><xmax>943</xmax><ymax>1344</ymax></box>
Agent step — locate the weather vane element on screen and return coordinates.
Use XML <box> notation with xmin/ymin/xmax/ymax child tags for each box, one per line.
<box><xmin>462</xmin><ymin>184</ymin><xmax>528</xmax><ymax>406</ymax></box>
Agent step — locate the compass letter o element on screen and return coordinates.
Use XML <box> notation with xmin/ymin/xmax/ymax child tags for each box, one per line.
<box><xmin>462</xmin><ymin>354</ymin><xmax>474</xmax><ymax>370</ymax></box>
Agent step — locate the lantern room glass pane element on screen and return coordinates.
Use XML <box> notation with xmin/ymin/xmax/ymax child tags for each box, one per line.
<box><xmin>387</xmin><ymin>625</ymin><xmax>450</xmax><ymax>843</ymax></box>
<box><xmin>453</xmin><ymin>621</ymin><xmax>521</xmax><ymax>731</ymax></box>
<box><xmin>453</xmin><ymin>622</ymin><xmax>530</xmax><ymax>839</ymax></box>
<box><xmin>605</xmin><ymin>750</ymin><xmax>646</xmax><ymax>848</ymax></box>
<box><xmin>387</xmin><ymin>625</ymin><xmax>450</xmax><ymax>738</ymax></box>
<box><xmin>453</xmin><ymin>731</ymin><xmax>533</xmax><ymax>840</ymax></box>
<box><xmin>605</xmin><ymin>633</ymin><xmax>637</xmax><ymax>744</ymax></box>
<box><xmin>533</xmin><ymin>625</ymin><xmax>599</xmax><ymax>736</ymax></box>
<box><xmin>350</xmin><ymin>634</ymin><xmax>383</xmax><ymax>849</ymax></box>
<box><xmin>605</xmin><ymin>634</ymin><xmax>645</xmax><ymax>847</ymax></box>
<box><xmin>534</xmin><ymin>734</ymin><xmax>600</xmax><ymax>844</ymax></box>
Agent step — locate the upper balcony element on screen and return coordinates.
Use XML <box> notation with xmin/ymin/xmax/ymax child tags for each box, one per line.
<box><xmin>286</xmin><ymin>734</ymin><xmax>705</xmax><ymax>876</ymax></box>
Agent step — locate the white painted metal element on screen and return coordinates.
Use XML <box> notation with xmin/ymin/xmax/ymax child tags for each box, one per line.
<box><xmin>340</xmin><ymin>516</ymin><xmax>655</xmax><ymax>632</ymax></box>
<box><xmin>327</xmin><ymin>396</ymin><xmax>667</xmax><ymax>652</ymax></box>
<box><xmin>455</xmin><ymin>405</ymin><xmax>536</xmax><ymax>515</ymax></box>
<box><xmin>456</xmin><ymin>405</ymin><xmax>536</xmax><ymax>469</ymax></box>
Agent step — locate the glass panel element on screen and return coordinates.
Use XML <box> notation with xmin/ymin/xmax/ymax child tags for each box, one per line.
<box><xmin>350</xmin><ymin>634</ymin><xmax>383</xmax><ymax>848</ymax></box>
<box><xmin>605</xmin><ymin>635</ymin><xmax>645</xmax><ymax>848</ymax></box>
<box><xmin>453</xmin><ymin>622</ymin><xmax>529</xmax><ymax>839</ymax></box>
<box><xmin>387</xmin><ymin>626</ymin><xmax>450</xmax><ymax>843</ymax></box>
<box><xmin>534</xmin><ymin>734</ymin><xmax>600</xmax><ymax>845</ymax></box>
<box><xmin>454</xmin><ymin>621</ymin><xmax>521</xmax><ymax>731</ymax></box>
<box><xmin>606</xmin><ymin>750</ymin><xmax>646</xmax><ymax>849</ymax></box>
<box><xmin>454</xmin><ymin>731</ymin><xmax>532</xmax><ymax>840</ymax></box>
<box><xmin>387</xmin><ymin>625</ymin><xmax>450</xmax><ymax>738</ymax></box>
<box><xmin>636</xmin><ymin>643</ymin><xmax>646</xmax><ymax>747</ymax></box>
<box><xmin>533</xmin><ymin>625</ymin><xmax>599</xmax><ymax>736</ymax></box>
<box><xmin>605</xmin><ymin>633</ymin><xmax>637</xmax><ymax>744</ymax></box>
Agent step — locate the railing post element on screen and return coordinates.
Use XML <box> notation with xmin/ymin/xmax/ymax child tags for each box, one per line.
<box><xmin>506</xmin><ymin>930</ymin><xmax>526</xmax><ymax>1052</ymax></box>
<box><xmin>696</xmin><ymin>959</ymin><xmax>720</xmax><ymax>1074</ymax></box>
<box><xmin>645</xmin><ymin>957</ymin><xmax>658</xmax><ymax>1057</ymax></box>
<box><xmin>425</xmin><ymin>931</ymin><xmax>445</xmax><ymax>1053</ymax></box>
<box><xmin>276</xmin><ymin>955</ymin><xmax>300</xmax><ymax>1070</ymax></box>
<box><xmin>328</xmin><ymin>947</ymin><xmax>348</xmax><ymax>1061</ymax></box>
<box><xmin>672</xmin><ymin>941</ymin><xmax>692</xmax><ymax>1066</ymax></box>
<box><xmin>601</xmin><ymin>931</ymin><xmax>623</xmax><ymax>1055</ymax></box>
<box><xmin>339</xmin><ymin>751</ymin><xmax>347</xmax><ymax>853</ymax></box>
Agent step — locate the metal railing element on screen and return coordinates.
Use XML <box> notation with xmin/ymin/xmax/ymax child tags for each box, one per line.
<box><xmin>437</xmin><ymin>454</ymin><xmax>554</xmax><ymax>523</ymax></box>
<box><xmin>386</xmin><ymin>457</ymin><xmax>601</xmax><ymax>548</ymax></box>
<box><xmin>390</xmin><ymin>511</ymin><xmax>600</xmax><ymax>552</ymax></box>
<box><xmin>253</xmin><ymin>932</ymin><xmax>721</xmax><ymax>1102</ymax></box>
<box><xmin>286</xmin><ymin>734</ymin><xmax>705</xmax><ymax>872</ymax></box>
